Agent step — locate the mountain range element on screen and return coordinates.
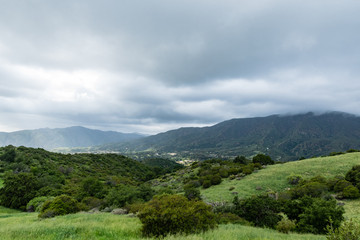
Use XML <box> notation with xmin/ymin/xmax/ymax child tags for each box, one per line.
<box><xmin>1</xmin><ymin>112</ymin><xmax>360</xmax><ymax>161</ymax></box>
<box><xmin>95</xmin><ymin>112</ymin><xmax>360</xmax><ymax>161</ymax></box>
<box><xmin>0</xmin><ymin>126</ymin><xmax>144</xmax><ymax>150</ymax></box>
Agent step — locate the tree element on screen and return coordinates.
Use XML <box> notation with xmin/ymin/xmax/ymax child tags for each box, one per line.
<box><xmin>234</xmin><ymin>156</ymin><xmax>248</xmax><ymax>164</ymax></box>
<box><xmin>0</xmin><ymin>172</ymin><xmax>40</xmax><ymax>210</ymax></box>
<box><xmin>81</xmin><ymin>177</ymin><xmax>105</xmax><ymax>198</ymax></box>
<box><xmin>296</xmin><ymin>198</ymin><xmax>344</xmax><ymax>234</ymax></box>
<box><xmin>0</xmin><ymin>146</ymin><xmax>16</xmax><ymax>162</ymax></box>
<box><xmin>234</xmin><ymin>195</ymin><xmax>281</xmax><ymax>228</ymax></box>
<box><xmin>345</xmin><ymin>165</ymin><xmax>360</xmax><ymax>190</ymax></box>
<box><xmin>252</xmin><ymin>154</ymin><xmax>274</xmax><ymax>165</ymax></box>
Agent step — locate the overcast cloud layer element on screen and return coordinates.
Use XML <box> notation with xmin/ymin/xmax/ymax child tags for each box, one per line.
<box><xmin>0</xmin><ymin>0</ymin><xmax>360</xmax><ymax>134</ymax></box>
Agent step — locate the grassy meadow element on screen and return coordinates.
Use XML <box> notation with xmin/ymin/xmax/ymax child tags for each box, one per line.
<box><xmin>201</xmin><ymin>153</ymin><xmax>360</xmax><ymax>203</ymax></box>
<box><xmin>0</xmin><ymin>209</ymin><xmax>325</xmax><ymax>240</ymax></box>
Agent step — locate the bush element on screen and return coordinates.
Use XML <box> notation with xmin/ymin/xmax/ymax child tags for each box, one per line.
<box><xmin>296</xmin><ymin>198</ymin><xmax>344</xmax><ymax>234</ymax></box>
<box><xmin>234</xmin><ymin>156</ymin><xmax>248</xmax><ymax>164</ymax></box>
<box><xmin>342</xmin><ymin>185</ymin><xmax>360</xmax><ymax>199</ymax></box>
<box><xmin>345</xmin><ymin>165</ymin><xmax>360</xmax><ymax>190</ymax></box>
<box><xmin>211</xmin><ymin>174</ymin><xmax>222</xmax><ymax>185</ymax></box>
<box><xmin>291</xmin><ymin>181</ymin><xmax>328</xmax><ymax>199</ymax></box>
<box><xmin>219</xmin><ymin>168</ymin><xmax>229</xmax><ymax>178</ymax></box>
<box><xmin>217</xmin><ymin>212</ymin><xmax>252</xmax><ymax>225</ymax></box>
<box><xmin>81</xmin><ymin>177</ymin><xmax>105</xmax><ymax>198</ymax></box>
<box><xmin>334</xmin><ymin>180</ymin><xmax>353</xmax><ymax>193</ymax></box>
<box><xmin>276</xmin><ymin>213</ymin><xmax>296</xmax><ymax>234</ymax></box>
<box><xmin>326</xmin><ymin>219</ymin><xmax>360</xmax><ymax>240</ymax></box>
<box><xmin>39</xmin><ymin>195</ymin><xmax>81</xmax><ymax>218</ymax></box>
<box><xmin>138</xmin><ymin>194</ymin><xmax>217</xmax><ymax>237</ymax></box>
<box><xmin>287</xmin><ymin>174</ymin><xmax>303</xmax><ymax>185</ymax></box>
<box><xmin>27</xmin><ymin>196</ymin><xmax>54</xmax><ymax>212</ymax></box>
<box><xmin>242</xmin><ymin>165</ymin><xmax>254</xmax><ymax>175</ymax></box>
<box><xmin>202</xmin><ymin>180</ymin><xmax>212</xmax><ymax>188</ymax></box>
<box><xmin>81</xmin><ymin>196</ymin><xmax>104</xmax><ymax>210</ymax></box>
<box><xmin>184</xmin><ymin>187</ymin><xmax>201</xmax><ymax>200</ymax></box>
<box><xmin>252</xmin><ymin>154</ymin><xmax>274</xmax><ymax>165</ymax></box>
<box><xmin>0</xmin><ymin>172</ymin><xmax>40</xmax><ymax>210</ymax></box>
<box><xmin>234</xmin><ymin>195</ymin><xmax>281</xmax><ymax>228</ymax></box>
<box><xmin>327</xmin><ymin>176</ymin><xmax>345</xmax><ymax>191</ymax></box>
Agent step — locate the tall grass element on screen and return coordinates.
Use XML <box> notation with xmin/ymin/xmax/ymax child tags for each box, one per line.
<box><xmin>201</xmin><ymin>153</ymin><xmax>360</xmax><ymax>202</ymax></box>
<box><xmin>0</xmin><ymin>212</ymin><xmax>144</xmax><ymax>240</ymax></box>
<box><xmin>0</xmin><ymin>211</ymin><xmax>325</xmax><ymax>240</ymax></box>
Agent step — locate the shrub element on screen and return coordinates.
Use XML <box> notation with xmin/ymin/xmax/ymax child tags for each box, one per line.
<box><xmin>202</xmin><ymin>180</ymin><xmax>212</xmax><ymax>188</ymax></box>
<box><xmin>138</xmin><ymin>194</ymin><xmax>217</xmax><ymax>237</ymax></box>
<box><xmin>334</xmin><ymin>180</ymin><xmax>353</xmax><ymax>193</ymax></box>
<box><xmin>184</xmin><ymin>187</ymin><xmax>201</xmax><ymax>200</ymax></box>
<box><xmin>219</xmin><ymin>168</ymin><xmax>229</xmax><ymax>178</ymax></box>
<box><xmin>345</xmin><ymin>165</ymin><xmax>360</xmax><ymax>189</ymax></box>
<box><xmin>342</xmin><ymin>185</ymin><xmax>360</xmax><ymax>199</ymax></box>
<box><xmin>327</xmin><ymin>176</ymin><xmax>345</xmax><ymax>191</ymax></box>
<box><xmin>326</xmin><ymin>219</ymin><xmax>360</xmax><ymax>240</ymax></box>
<box><xmin>252</xmin><ymin>154</ymin><xmax>274</xmax><ymax>165</ymax></box>
<box><xmin>39</xmin><ymin>195</ymin><xmax>81</xmax><ymax>218</ymax></box>
<box><xmin>211</xmin><ymin>174</ymin><xmax>222</xmax><ymax>185</ymax></box>
<box><xmin>233</xmin><ymin>156</ymin><xmax>248</xmax><ymax>164</ymax></box>
<box><xmin>0</xmin><ymin>172</ymin><xmax>40</xmax><ymax>210</ymax></box>
<box><xmin>276</xmin><ymin>213</ymin><xmax>296</xmax><ymax>234</ymax></box>
<box><xmin>242</xmin><ymin>165</ymin><xmax>254</xmax><ymax>175</ymax></box>
<box><xmin>81</xmin><ymin>196</ymin><xmax>104</xmax><ymax>210</ymax></box>
<box><xmin>81</xmin><ymin>177</ymin><xmax>105</xmax><ymax>198</ymax></box>
<box><xmin>291</xmin><ymin>181</ymin><xmax>328</xmax><ymax>199</ymax></box>
<box><xmin>281</xmin><ymin>196</ymin><xmax>314</xmax><ymax>221</ymax></box>
<box><xmin>287</xmin><ymin>174</ymin><xmax>303</xmax><ymax>185</ymax></box>
<box><xmin>296</xmin><ymin>198</ymin><xmax>344</xmax><ymax>234</ymax></box>
<box><xmin>217</xmin><ymin>212</ymin><xmax>252</xmax><ymax>225</ymax></box>
<box><xmin>27</xmin><ymin>196</ymin><xmax>54</xmax><ymax>212</ymax></box>
<box><xmin>234</xmin><ymin>195</ymin><xmax>281</xmax><ymax>228</ymax></box>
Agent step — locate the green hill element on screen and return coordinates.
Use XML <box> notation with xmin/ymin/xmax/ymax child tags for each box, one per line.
<box><xmin>201</xmin><ymin>152</ymin><xmax>360</xmax><ymax>202</ymax></box>
<box><xmin>99</xmin><ymin>112</ymin><xmax>360</xmax><ymax>161</ymax></box>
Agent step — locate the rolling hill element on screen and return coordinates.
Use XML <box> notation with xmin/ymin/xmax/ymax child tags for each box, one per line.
<box><xmin>98</xmin><ymin>112</ymin><xmax>360</xmax><ymax>161</ymax></box>
<box><xmin>0</xmin><ymin>126</ymin><xmax>144</xmax><ymax>150</ymax></box>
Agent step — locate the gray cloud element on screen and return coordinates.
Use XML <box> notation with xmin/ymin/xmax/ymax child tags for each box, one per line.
<box><xmin>0</xmin><ymin>0</ymin><xmax>360</xmax><ymax>134</ymax></box>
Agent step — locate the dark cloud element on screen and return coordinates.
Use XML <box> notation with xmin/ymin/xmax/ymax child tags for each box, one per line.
<box><xmin>0</xmin><ymin>0</ymin><xmax>360</xmax><ymax>133</ymax></box>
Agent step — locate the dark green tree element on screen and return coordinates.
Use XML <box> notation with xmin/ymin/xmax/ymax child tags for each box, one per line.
<box><xmin>234</xmin><ymin>195</ymin><xmax>281</xmax><ymax>228</ymax></box>
<box><xmin>0</xmin><ymin>172</ymin><xmax>40</xmax><ymax>210</ymax></box>
<box><xmin>252</xmin><ymin>154</ymin><xmax>274</xmax><ymax>165</ymax></box>
<box><xmin>296</xmin><ymin>198</ymin><xmax>344</xmax><ymax>234</ymax></box>
<box><xmin>234</xmin><ymin>155</ymin><xmax>248</xmax><ymax>164</ymax></box>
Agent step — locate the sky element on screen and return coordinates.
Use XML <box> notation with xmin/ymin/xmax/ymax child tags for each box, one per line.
<box><xmin>0</xmin><ymin>0</ymin><xmax>360</xmax><ymax>134</ymax></box>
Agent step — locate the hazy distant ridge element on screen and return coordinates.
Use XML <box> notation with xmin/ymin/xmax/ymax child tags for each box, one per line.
<box><xmin>0</xmin><ymin>126</ymin><xmax>144</xmax><ymax>150</ymax></box>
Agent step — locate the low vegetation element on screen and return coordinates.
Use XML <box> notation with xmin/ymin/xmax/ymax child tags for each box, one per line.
<box><xmin>1</xmin><ymin>146</ymin><xmax>360</xmax><ymax>239</ymax></box>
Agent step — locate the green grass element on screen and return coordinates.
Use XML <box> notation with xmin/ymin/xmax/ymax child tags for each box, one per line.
<box><xmin>201</xmin><ymin>153</ymin><xmax>360</xmax><ymax>202</ymax></box>
<box><xmin>0</xmin><ymin>211</ymin><xmax>325</xmax><ymax>240</ymax></box>
<box><xmin>343</xmin><ymin>200</ymin><xmax>360</xmax><ymax>222</ymax></box>
<box><xmin>0</xmin><ymin>212</ymin><xmax>143</xmax><ymax>240</ymax></box>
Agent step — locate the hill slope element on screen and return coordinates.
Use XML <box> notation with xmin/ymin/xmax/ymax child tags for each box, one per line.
<box><xmin>201</xmin><ymin>152</ymin><xmax>360</xmax><ymax>202</ymax></box>
<box><xmin>100</xmin><ymin>112</ymin><xmax>360</xmax><ymax>161</ymax></box>
<box><xmin>0</xmin><ymin>126</ymin><xmax>144</xmax><ymax>150</ymax></box>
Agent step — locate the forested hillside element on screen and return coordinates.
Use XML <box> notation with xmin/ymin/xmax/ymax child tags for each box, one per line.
<box><xmin>99</xmin><ymin>112</ymin><xmax>360</xmax><ymax>161</ymax></box>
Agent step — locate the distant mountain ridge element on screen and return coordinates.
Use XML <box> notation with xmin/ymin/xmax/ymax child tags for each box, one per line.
<box><xmin>0</xmin><ymin>126</ymin><xmax>144</xmax><ymax>150</ymax></box>
<box><xmin>98</xmin><ymin>112</ymin><xmax>360</xmax><ymax>161</ymax></box>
